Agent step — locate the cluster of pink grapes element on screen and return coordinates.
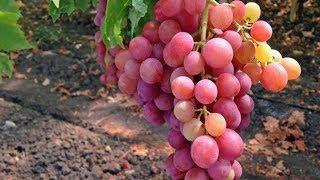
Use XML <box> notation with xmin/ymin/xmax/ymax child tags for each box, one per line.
<box><xmin>95</xmin><ymin>0</ymin><xmax>301</xmax><ymax>179</ymax></box>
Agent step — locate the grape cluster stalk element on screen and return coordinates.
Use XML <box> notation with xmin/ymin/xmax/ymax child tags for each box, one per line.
<box><xmin>94</xmin><ymin>0</ymin><xmax>301</xmax><ymax>179</ymax></box>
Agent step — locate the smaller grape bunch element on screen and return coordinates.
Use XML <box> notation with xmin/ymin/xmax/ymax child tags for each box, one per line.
<box><xmin>95</xmin><ymin>0</ymin><xmax>301</xmax><ymax>179</ymax></box>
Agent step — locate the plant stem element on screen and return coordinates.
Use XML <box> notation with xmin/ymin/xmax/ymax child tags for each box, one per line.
<box><xmin>208</xmin><ymin>0</ymin><xmax>219</xmax><ymax>5</ymax></box>
<box><xmin>200</xmin><ymin>1</ymin><xmax>210</xmax><ymax>44</ymax></box>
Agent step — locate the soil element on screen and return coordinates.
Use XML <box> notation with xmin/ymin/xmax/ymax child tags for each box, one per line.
<box><xmin>0</xmin><ymin>0</ymin><xmax>319</xmax><ymax>179</ymax></box>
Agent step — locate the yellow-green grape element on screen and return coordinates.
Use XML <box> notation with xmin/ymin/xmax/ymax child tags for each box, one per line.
<box><xmin>244</xmin><ymin>2</ymin><xmax>261</xmax><ymax>23</ymax></box>
<box><xmin>271</xmin><ymin>49</ymin><xmax>283</xmax><ymax>62</ymax></box>
<box><xmin>255</xmin><ymin>43</ymin><xmax>273</xmax><ymax>64</ymax></box>
<box><xmin>226</xmin><ymin>169</ymin><xmax>235</xmax><ymax>180</ymax></box>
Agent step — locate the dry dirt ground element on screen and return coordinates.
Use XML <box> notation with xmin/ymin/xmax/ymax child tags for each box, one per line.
<box><xmin>0</xmin><ymin>0</ymin><xmax>319</xmax><ymax>179</ymax></box>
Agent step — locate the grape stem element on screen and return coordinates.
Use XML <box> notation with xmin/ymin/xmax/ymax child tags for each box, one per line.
<box><xmin>199</xmin><ymin>0</ymin><xmax>211</xmax><ymax>45</ymax></box>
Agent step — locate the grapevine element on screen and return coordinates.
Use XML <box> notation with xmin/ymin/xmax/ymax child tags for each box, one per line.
<box><xmin>95</xmin><ymin>0</ymin><xmax>302</xmax><ymax>179</ymax></box>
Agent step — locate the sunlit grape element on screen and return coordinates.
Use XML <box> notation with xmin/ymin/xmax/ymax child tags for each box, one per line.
<box><xmin>232</xmin><ymin>160</ymin><xmax>243</xmax><ymax>180</ymax></box>
<box><xmin>255</xmin><ymin>43</ymin><xmax>273</xmax><ymax>64</ymax></box>
<box><xmin>182</xmin><ymin>118</ymin><xmax>206</xmax><ymax>141</ymax></box>
<box><xmin>244</xmin><ymin>2</ymin><xmax>261</xmax><ymax>23</ymax></box>
<box><xmin>271</xmin><ymin>49</ymin><xmax>283</xmax><ymax>62</ymax></box>
<box><xmin>205</xmin><ymin>113</ymin><xmax>226</xmax><ymax>137</ymax></box>
<box><xmin>281</xmin><ymin>57</ymin><xmax>301</xmax><ymax>80</ymax></box>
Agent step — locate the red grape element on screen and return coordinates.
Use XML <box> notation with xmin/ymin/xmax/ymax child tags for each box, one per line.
<box><xmin>194</xmin><ymin>79</ymin><xmax>218</xmax><ymax>104</ymax></box>
<box><xmin>183</xmin><ymin>0</ymin><xmax>206</xmax><ymax>15</ymax></box>
<box><xmin>216</xmin><ymin>73</ymin><xmax>241</xmax><ymax>98</ymax></box>
<box><xmin>173</xmin><ymin>147</ymin><xmax>195</xmax><ymax>172</ymax></box>
<box><xmin>159</xmin><ymin>20</ymin><xmax>182</xmax><ymax>44</ymax></box>
<box><xmin>185</xmin><ymin>167</ymin><xmax>209</xmax><ymax>180</ymax></box>
<box><xmin>216</xmin><ymin>129</ymin><xmax>244</xmax><ymax>160</ymax></box>
<box><xmin>160</xmin><ymin>0</ymin><xmax>183</xmax><ymax>17</ymax></box>
<box><xmin>118</xmin><ymin>73</ymin><xmax>138</xmax><ymax>95</ymax></box>
<box><xmin>250</xmin><ymin>20</ymin><xmax>273</xmax><ymax>42</ymax></box>
<box><xmin>261</xmin><ymin>63</ymin><xmax>288</xmax><ymax>92</ymax></box>
<box><xmin>140</xmin><ymin>58</ymin><xmax>164</xmax><ymax>84</ymax></box>
<box><xmin>220</xmin><ymin>30</ymin><xmax>242</xmax><ymax>52</ymax></box>
<box><xmin>129</xmin><ymin>36</ymin><xmax>152</xmax><ymax>61</ymax></box>
<box><xmin>191</xmin><ymin>135</ymin><xmax>219</xmax><ymax>168</ymax></box>
<box><xmin>143</xmin><ymin>102</ymin><xmax>165</xmax><ymax>126</ymax></box>
<box><xmin>168</xmin><ymin>129</ymin><xmax>189</xmax><ymax>150</ymax></box>
<box><xmin>208</xmin><ymin>160</ymin><xmax>232</xmax><ymax>180</ymax></box>
<box><xmin>184</xmin><ymin>51</ymin><xmax>205</xmax><ymax>75</ymax></box>
<box><xmin>231</xmin><ymin>0</ymin><xmax>245</xmax><ymax>22</ymax></box>
<box><xmin>209</xmin><ymin>4</ymin><xmax>234</xmax><ymax>30</ymax></box>
<box><xmin>202</xmin><ymin>38</ymin><xmax>233</xmax><ymax>68</ymax></box>
<box><xmin>171</xmin><ymin>76</ymin><xmax>194</xmax><ymax>100</ymax></box>
<box><xmin>212</xmin><ymin>98</ymin><xmax>241</xmax><ymax>129</ymax></box>
<box><xmin>142</xmin><ymin>21</ymin><xmax>160</xmax><ymax>44</ymax></box>
<box><xmin>234</xmin><ymin>94</ymin><xmax>254</xmax><ymax>114</ymax></box>
<box><xmin>154</xmin><ymin>92</ymin><xmax>174</xmax><ymax>111</ymax></box>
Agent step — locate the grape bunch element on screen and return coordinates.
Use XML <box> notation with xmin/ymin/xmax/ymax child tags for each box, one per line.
<box><xmin>95</xmin><ymin>0</ymin><xmax>301</xmax><ymax>179</ymax></box>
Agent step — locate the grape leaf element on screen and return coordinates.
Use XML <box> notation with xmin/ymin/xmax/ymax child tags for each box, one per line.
<box><xmin>49</xmin><ymin>0</ymin><xmax>76</xmax><ymax>21</ymax></box>
<box><xmin>0</xmin><ymin>0</ymin><xmax>20</xmax><ymax>15</ymax></box>
<box><xmin>101</xmin><ymin>0</ymin><xmax>131</xmax><ymax>48</ymax></box>
<box><xmin>128</xmin><ymin>0</ymin><xmax>148</xmax><ymax>37</ymax></box>
<box><xmin>0</xmin><ymin>53</ymin><xmax>14</xmax><ymax>78</ymax></box>
<box><xmin>101</xmin><ymin>0</ymin><xmax>157</xmax><ymax>48</ymax></box>
<box><xmin>52</xmin><ymin>0</ymin><xmax>60</xmax><ymax>8</ymax></box>
<box><xmin>0</xmin><ymin>11</ymin><xmax>32</xmax><ymax>52</ymax></box>
<box><xmin>75</xmin><ymin>0</ymin><xmax>91</xmax><ymax>11</ymax></box>
<box><xmin>49</xmin><ymin>0</ymin><xmax>98</xmax><ymax>21</ymax></box>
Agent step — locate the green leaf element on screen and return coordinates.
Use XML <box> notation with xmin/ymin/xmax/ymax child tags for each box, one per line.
<box><xmin>0</xmin><ymin>53</ymin><xmax>14</xmax><ymax>78</ymax></box>
<box><xmin>134</xmin><ymin>0</ymin><xmax>157</xmax><ymax>36</ymax></box>
<box><xmin>0</xmin><ymin>11</ymin><xmax>32</xmax><ymax>52</ymax></box>
<box><xmin>48</xmin><ymin>0</ymin><xmax>76</xmax><ymax>21</ymax></box>
<box><xmin>0</xmin><ymin>0</ymin><xmax>20</xmax><ymax>15</ymax></box>
<box><xmin>128</xmin><ymin>0</ymin><xmax>148</xmax><ymax>37</ymax></box>
<box><xmin>101</xmin><ymin>0</ymin><xmax>157</xmax><ymax>48</ymax></box>
<box><xmin>52</xmin><ymin>0</ymin><xmax>60</xmax><ymax>8</ymax></box>
<box><xmin>75</xmin><ymin>0</ymin><xmax>91</xmax><ymax>11</ymax></box>
<box><xmin>48</xmin><ymin>0</ymin><xmax>97</xmax><ymax>21</ymax></box>
<box><xmin>101</xmin><ymin>0</ymin><xmax>131</xmax><ymax>48</ymax></box>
